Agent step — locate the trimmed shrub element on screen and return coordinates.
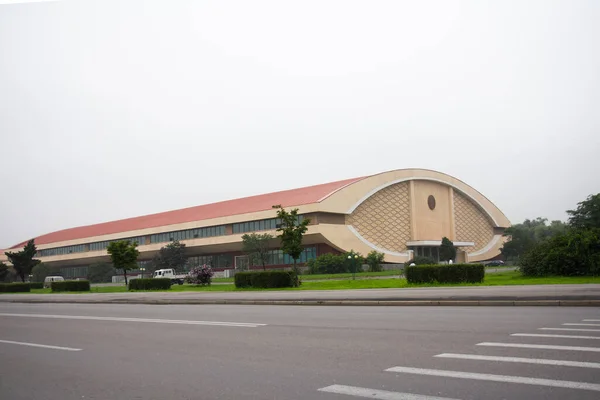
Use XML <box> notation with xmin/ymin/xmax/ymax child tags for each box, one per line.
<box><xmin>405</xmin><ymin>264</ymin><xmax>485</xmax><ymax>284</ymax></box>
<box><xmin>234</xmin><ymin>271</ymin><xmax>297</xmax><ymax>288</ymax></box>
<box><xmin>29</xmin><ymin>282</ymin><xmax>44</xmax><ymax>289</ymax></box>
<box><xmin>234</xmin><ymin>272</ymin><xmax>253</xmax><ymax>288</ymax></box>
<box><xmin>51</xmin><ymin>280</ymin><xmax>91</xmax><ymax>292</ymax></box>
<box><xmin>185</xmin><ymin>265</ymin><xmax>214</xmax><ymax>285</ymax></box>
<box><xmin>0</xmin><ymin>283</ymin><xmax>31</xmax><ymax>293</ymax></box>
<box><xmin>128</xmin><ymin>278</ymin><xmax>171</xmax><ymax>291</ymax></box>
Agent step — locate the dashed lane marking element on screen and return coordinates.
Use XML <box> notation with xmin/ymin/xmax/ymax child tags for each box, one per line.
<box><xmin>318</xmin><ymin>385</ymin><xmax>461</xmax><ymax>400</ymax></box>
<box><xmin>385</xmin><ymin>366</ymin><xmax>600</xmax><ymax>392</ymax></box>
<box><xmin>511</xmin><ymin>333</ymin><xmax>600</xmax><ymax>340</ymax></box>
<box><xmin>477</xmin><ymin>342</ymin><xmax>600</xmax><ymax>352</ymax></box>
<box><xmin>540</xmin><ymin>328</ymin><xmax>600</xmax><ymax>332</ymax></box>
<box><xmin>0</xmin><ymin>339</ymin><xmax>81</xmax><ymax>351</ymax></box>
<box><xmin>435</xmin><ymin>353</ymin><xmax>600</xmax><ymax>369</ymax></box>
<box><xmin>0</xmin><ymin>313</ymin><xmax>266</xmax><ymax>327</ymax></box>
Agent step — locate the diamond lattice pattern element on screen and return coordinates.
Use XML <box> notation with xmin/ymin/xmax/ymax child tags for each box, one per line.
<box><xmin>346</xmin><ymin>182</ymin><xmax>411</xmax><ymax>252</ymax></box>
<box><xmin>454</xmin><ymin>191</ymin><xmax>494</xmax><ymax>253</ymax></box>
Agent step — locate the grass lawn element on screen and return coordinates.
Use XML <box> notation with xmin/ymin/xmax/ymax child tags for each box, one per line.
<box><xmin>20</xmin><ymin>271</ymin><xmax>600</xmax><ymax>294</ymax></box>
<box><xmin>212</xmin><ymin>270</ymin><xmax>402</xmax><ymax>283</ymax></box>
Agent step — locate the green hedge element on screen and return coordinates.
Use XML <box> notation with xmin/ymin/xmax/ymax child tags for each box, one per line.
<box><xmin>405</xmin><ymin>264</ymin><xmax>485</xmax><ymax>284</ymax></box>
<box><xmin>234</xmin><ymin>271</ymin><xmax>297</xmax><ymax>288</ymax></box>
<box><xmin>128</xmin><ymin>278</ymin><xmax>172</xmax><ymax>291</ymax></box>
<box><xmin>51</xmin><ymin>280</ymin><xmax>91</xmax><ymax>292</ymax></box>
<box><xmin>29</xmin><ymin>282</ymin><xmax>44</xmax><ymax>289</ymax></box>
<box><xmin>0</xmin><ymin>283</ymin><xmax>31</xmax><ymax>293</ymax></box>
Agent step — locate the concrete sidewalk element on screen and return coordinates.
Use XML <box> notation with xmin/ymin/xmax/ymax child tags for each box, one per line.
<box><xmin>1</xmin><ymin>284</ymin><xmax>599</xmax><ymax>306</ymax></box>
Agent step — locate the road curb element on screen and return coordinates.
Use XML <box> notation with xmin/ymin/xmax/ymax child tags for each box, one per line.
<box><xmin>1</xmin><ymin>298</ymin><xmax>599</xmax><ymax>306</ymax></box>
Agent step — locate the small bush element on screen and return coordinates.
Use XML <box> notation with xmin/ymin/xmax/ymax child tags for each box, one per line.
<box><xmin>185</xmin><ymin>265</ymin><xmax>214</xmax><ymax>285</ymax></box>
<box><xmin>307</xmin><ymin>253</ymin><xmax>348</xmax><ymax>274</ymax></box>
<box><xmin>234</xmin><ymin>271</ymin><xmax>297</xmax><ymax>288</ymax></box>
<box><xmin>51</xmin><ymin>280</ymin><xmax>91</xmax><ymax>292</ymax></box>
<box><xmin>406</xmin><ymin>256</ymin><xmax>437</xmax><ymax>265</ymax></box>
<box><xmin>0</xmin><ymin>283</ymin><xmax>31</xmax><ymax>293</ymax></box>
<box><xmin>128</xmin><ymin>278</ymin><xmax>171</xmax><ymax>291</ymax></box>
<box><xmin>29</xmin><ymin>282</ymin><xmax>44</xmax><ymax>289</ymax></box>
<box><xmin>405</xmin><ymin>264</ymin><xmax>485</xmax><ymax>284</ymax></box>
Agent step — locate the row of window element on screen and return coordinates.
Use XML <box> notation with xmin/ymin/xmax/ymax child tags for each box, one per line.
<box><xmin>60</xmin><ymin>266</ymin><xmax>89</xmax><ymax>278</ymax></box>
<box><xmin>89</xmin><ymin>236</ymin><xmax>146</xmax><ymax>252</ymax></box>
<box><xmin>59</xmin><ymin>248</ymin><xmax>319</xmax><ymax>278</ymax></box>
<box><xmin>151</xmin><ymin>225</ymin><xmax>226</xmax><ymax>244</ymax></box>
<box><xmin>39</xmin><ymin>215</ymin><xmax>305</xmax><ymax>258</ymax></box>
<box><xmin>263</xmin><ymin>247</ymin><xmax>317</xmax><ymax>266</ymax></box>
<box><xmin>232</xmin><ymin>215</ymin><xmax>305</xmax><ymax>234</ymax></box>
<box><xmin>37</xmin><ymin>244</ymin><xmax>86</xmax><ymax>257</ymax></box>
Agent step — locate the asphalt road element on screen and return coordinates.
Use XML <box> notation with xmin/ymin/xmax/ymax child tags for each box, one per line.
<box><xmin>1</xmin><ymin>303</ymin><xmax>599</xmax><ymax>400</ymax></box>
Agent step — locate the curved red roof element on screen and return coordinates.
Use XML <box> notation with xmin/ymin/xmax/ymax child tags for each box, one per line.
<box><xmin>11</xmin><ymin>176</ymin><xmax>364</xmax><ymax>248</ymax></box>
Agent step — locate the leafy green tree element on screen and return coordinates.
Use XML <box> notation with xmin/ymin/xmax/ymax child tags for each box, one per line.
<box><xmin>520</xmin><ymin>228</ymin><xmax>600</xmax><ymax>276</ymax></box>
<box><xmin>0</xmin><ymin>262</ymin><xmax>9</xmax><ymax>282</ymax></box>
<box><xmin>365</xmin><ymin>250</ymin><xmax>385</xmax><ymax>272</ymax></box>
<box><xmin>241</xmin><ymin>233</ymin><xmax>274</xmax><ymax>271</ymax></box>
<box><xmin>5</xmin><ymin>239</ymin><xmax>41</xmax><ymax>282</ymax></box>
<box><xmin>152</xmin><ymin>240</ymin><xmax>187</xmax><ymax>273</ymax></box>
<box><xmin>273</xmin><ymin>205</ymin><xmax>310</xmax><ymax>285</ymax></box>
<box><xmin>439</xmin><ymin>237</ymin><xmax>457</xmax><ymax>262</ymax></box>
<box><xmin>568</xmin><ymin>193</ymin><xmax>600</xmax><ymax>230</ymax></box>
<box><xmin>107</xmin><ymin>240</ymin><xmax>140</xmax><ymax>285</ymax></box>
<box><xmin>501</xmin><ymin>218</ymin><xmax>567</xmax><ymax>262</ymax></box>
<box><xmin>87</xmin><ymin>263</ymin><xmax>117</xmax><ymax>283</ymax></box>
<box><xmin>31</xmin><ymin>263</ymin><xmax>51</xmax><ymax>283</ymax></box>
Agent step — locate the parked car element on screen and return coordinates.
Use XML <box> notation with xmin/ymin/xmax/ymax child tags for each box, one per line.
<box><xmin>43</xmin><ymin>275</ymin><xmax>65</xmax><ymax>288</ymax></box>
<box><xmin>486</xmin><ymin>260</ymin><xmax>505</xmax><ymax>267</ymax></box>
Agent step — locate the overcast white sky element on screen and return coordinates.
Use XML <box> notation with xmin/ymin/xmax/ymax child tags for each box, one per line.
<box><xmin>1</xmin><ymin>0</ymin><xmax>599</xmax><ymax>248</ymax></box>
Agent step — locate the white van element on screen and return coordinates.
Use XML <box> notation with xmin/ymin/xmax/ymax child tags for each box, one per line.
<box><xmin>43</xmin><ymin>275</ymin><xmax>65</xmax><ymax>288</ymax></box>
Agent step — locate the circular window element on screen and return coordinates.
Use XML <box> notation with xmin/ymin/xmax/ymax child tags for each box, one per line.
<box><xmin>428</xmin><ymin>195</ymin><xmax>436</xmax><ymax>210</ymax></box>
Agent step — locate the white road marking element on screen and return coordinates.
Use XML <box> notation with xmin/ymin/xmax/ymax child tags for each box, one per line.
<box><xmin>512</xmin><ymin>333</ymin><xmax>600</xmax><ymax>340</ymax></box>
<box><xmin>385</xmin><ymin>366</ymin><xmax>600</xmax><ymax>392</ymax></box>
<box><xmin>0</xmin><ymin>339</ymin><xmax>81</xmax><ymax>351</ymax></box>
<box><xmin>563</xmin><ymin>323</ymin><xmax>600</xmax><ymax>327</ymax></box>
<box><xmin>477</xmin><ymin>342</ymin><xmax>600</xmax><ymax>352</ymax></box>
<box><xmin>0</xmin><ymin>313</ymin><xmax>266</xmax><ymax>328</ymax></box>
<box><xmin>540</xmin><ymin>328</ymin><xmax>600</xmax><ymax>332</ymax></box>
<box><xmin>435</xmin><ymin>353</ymin><xmax>600</xmax><ymax>369</ymax></box>
<box><xmin>318</xmin><ymin>385</ymin><xmax>460</xmax><ymax>400</ymax></box>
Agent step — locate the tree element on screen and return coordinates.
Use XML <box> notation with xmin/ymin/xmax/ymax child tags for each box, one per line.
<box><xmin>87</xmin><ymin>263</ymin><xmax>117</xmax><ymax>283</ymax></box>
<box><xmin>152</xmin><ymin>240</ymin><xmax>187</xmax><ymax>273</ymax></box>
<box><xmin>241</xmin><ymin>233</ymin><xmax>274</xmax><ymax>270</ymax></box>
<box><xmin>31</xmin><ymin>263</ymin><xmax>51</xmax><ymax>283</ymax></box>
<box><xmin>439</xmin><ymin>237</ymin><xmax>457</xmax><ymax>262</ymax></box>
<box><xmin>501</xmin><ymin>218</ymin><xmax>567</xmax><ymax>263</ymax></box>
<box><xmin>107</xmin><ymin>240</ymin><xmax>139</xmax><ymax>285</ymax></box>
<box><xmin>273</xmin><ymin>205</ymin><xmax>310</xmax><ymax>285</ymax></box>
<box><xmin>0</xmin><ymin>262</ymin><xmax>9</xmax><ymax>282</ymax></box>
<box><xmin>365</xmin><ymin>250</ymin><xmax>385</xmax><ymax>272</ymax></box>
<box><xmin>568</xmin><ymin>193</ymin><xmax>600</xmax><ymax>230</ymax></box>
<box><xmin>5</xmin><ymin>239</ymin><xmax>41</xmax><ymax>282</ymax></box>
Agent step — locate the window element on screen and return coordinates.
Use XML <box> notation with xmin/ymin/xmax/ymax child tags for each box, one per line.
<box><xmin>232</xmin><ymin>216</ymin><xmax>304</xmax><ymax>235</ymax></box>
<box><xmin>150</xmin><ymin>225</ymin><xmax>225</xmax><ymax>244</ymax></box>
<box><xmin>38</xmin><ymin>244</ymin><xmax>86</xmax><ymax>257</ymax></box>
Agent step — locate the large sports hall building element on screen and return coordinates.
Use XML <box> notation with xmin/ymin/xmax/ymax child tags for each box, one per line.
<box><xmin>1</xmin><ymin>169</ymin><xmax>510</xmax><ymax>278</ymax></box>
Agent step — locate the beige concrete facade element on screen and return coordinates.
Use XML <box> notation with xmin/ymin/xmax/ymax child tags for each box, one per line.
<box><xmin>0</xmin><ymin>169</ymin><xmax>510</xmax><ymax>267</ymax></box>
